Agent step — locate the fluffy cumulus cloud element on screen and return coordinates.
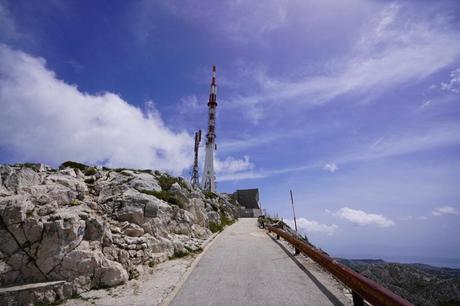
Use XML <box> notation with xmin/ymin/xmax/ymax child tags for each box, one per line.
<box><xmin>285</xmin><ymin>218</ymin><xmax>337</xmax><ymax>235</ymax></box>
<box><xmin>323</xmin><ymin>163</ymin><xmax>338</xmax><ymax>173</ymax></box>
<box><xmin>432</xmin><ymin>206</ymin><xmax>459</xmax><ymax>217</ymax></box>
<box><xmin>335</xmin><ymin>207</ymin><xmax>395</xmax><ymax>227</ymax></box>
<box><xmin>0</xmin><ymin>44</ymin><xmax>192</xmax><ymax>174</ymax></box>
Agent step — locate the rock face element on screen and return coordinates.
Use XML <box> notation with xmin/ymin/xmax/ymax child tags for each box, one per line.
<box><xmin>0</xmin><ymin>163</ymin><xmax>238</xmax><ymax>302</ymax></box>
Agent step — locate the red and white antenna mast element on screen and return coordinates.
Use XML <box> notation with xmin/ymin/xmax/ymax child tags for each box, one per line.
<box><xmin>202</xmin><ymin>66</ymin><xmax>217</xmax><ymax>192</ymax></box>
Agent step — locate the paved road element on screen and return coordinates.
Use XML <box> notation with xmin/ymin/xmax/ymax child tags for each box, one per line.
<box><xmin>170</xmin><ymin>218</ymin><xmax>349</xmax><ymax>306</ymax></box>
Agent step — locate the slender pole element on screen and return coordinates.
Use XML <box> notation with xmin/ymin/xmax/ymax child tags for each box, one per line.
<box><xmin>290</xmin><ymin>189</ymin><xmax>298</xmax><ymax>232</ymax></box>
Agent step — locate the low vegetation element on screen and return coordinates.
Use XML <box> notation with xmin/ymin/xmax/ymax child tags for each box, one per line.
<box><xmin>169</xmin><ymin>249</ymin><xmax>189</xmax><ymax>260</ymax></box>
<box><xmin>20</xmin><ymin>163</ymin><xmax>43</xmax><ymax>172</ymax></box>
<box><xmin>156</xmin><ymin>173</ymin><xmax>190</xmax><ymax>191</ymax></box>
<box><xmin>139</xmin><ymin>189</ymin><xmax>185</xmax><ymax>208</ymax></box>
<box><xmin>209</xmin><ymin>212</ymin><xmax>235</xmax><ymax>233</ymax></box>
<box><xmin>70</xmin><ymin>199</ymin><xmax>80</xmax><ymax>206</ymax></box>
<box><xmin>59</xmin><ymin>161</ymin><xmax>89</xmax><ymax>171</ymax></box>
<box><xmin>84</xmin><ymin>167</ymin><xmax>97</xmax><ymax>176</ymax></box>
<box><xmin>203</xmin><ymin>191</ymin><xmax>218</xmax><ymax>199</ymax></box>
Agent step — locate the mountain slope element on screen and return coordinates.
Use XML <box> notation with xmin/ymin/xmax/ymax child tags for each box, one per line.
<box><xmin>337</xmin><ymin>259</ymin><xmax>460</xmax><ymax>306</ymax></box>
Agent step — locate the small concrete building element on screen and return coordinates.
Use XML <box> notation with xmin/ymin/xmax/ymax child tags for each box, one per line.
<box><xmin>233</xmin><ymin>188</ymin><xmax>262</xmax><ymax>218</ymax></box>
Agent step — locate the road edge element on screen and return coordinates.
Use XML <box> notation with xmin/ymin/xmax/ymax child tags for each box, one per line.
<box><xmin>160</xmin><ymin>220</ymin><xmax>238</xmax><ymax>306</ymax></box>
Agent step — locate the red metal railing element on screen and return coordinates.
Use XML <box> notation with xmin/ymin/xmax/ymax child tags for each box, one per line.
<box><xmin>267</xmin><ymin>225</ymin><xmax>414</xmax><ymax>306</ymax></box>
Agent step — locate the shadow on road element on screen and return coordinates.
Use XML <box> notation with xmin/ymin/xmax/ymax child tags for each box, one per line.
<box><xmin>268</xmin><ymin>234</ymin><xmax>345</xmax><ymax>306</ymax></box>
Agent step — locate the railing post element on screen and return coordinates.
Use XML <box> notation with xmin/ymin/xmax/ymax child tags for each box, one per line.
<box><xmin>352</xmin><ymin>291</ymin><xmax>364</xmax><ymax>306</ymax></box>
<box><xmin>295</xmin><ymin>248</ymin><xmax>300</xmax><ymax>255</ymax></box>
<box><xmin>276</xmin><ymin>234</ymin><xmax>280</xmax><ymax>240</ymax></box>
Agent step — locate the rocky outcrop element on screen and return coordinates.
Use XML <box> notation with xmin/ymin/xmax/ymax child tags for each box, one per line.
<box><xmin>0</xmin><ymin>163</ymin><xmax>238</xmax><ymax>304</ymax></box>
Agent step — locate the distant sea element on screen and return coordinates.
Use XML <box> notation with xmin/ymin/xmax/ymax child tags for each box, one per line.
<box><xmin>334</xmin><ymin>254</ymin><xmax>460</xmax><ymax>269</ymax></box>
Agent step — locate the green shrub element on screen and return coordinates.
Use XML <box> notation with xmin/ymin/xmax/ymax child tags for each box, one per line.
<box><xmin>156</xmin><ymin>173</ymin><xmax>189</xmax><ymax>191</ymax></box>
<box><xmin>208</xmin><ymin>221</ymin><xmax>224</xmax><ymax>233</ymax></box>
<box><xmin>177</xmin><ymin>177</ymin><xmax>191</xmax><ymax>191</ymax></box>
<box><xmin>220</xmin><ymin>212</ymin><xmax>234</xmax><ymax>227</ymax></box>
<box><xmin>204</xmin><ymin>191</ymin><xmax>218</xmax><ymax>199</ymax></box>
<box><xmin>139</xmin><ymin>189</ymin><xmax>184</xmax><ymax>207</ymax></box>
<box><xmin>84</xmin><ymin>167</ymin><xmax>97</xmax><ymax>176</ymax></box>
<box><xmin>59</xmin><ymin>161</ymin><xmax>88</xmax><ymax>171</ymax></box>
<box><xmin>208</xmin><ymin>213</ymin><xmax>234</xmax><ymax>233</ymax></box>
<box><xmin>140</xmin><ymin>189</ymin><xmax>169</xmax><ymax>201</ymax></box>
<box><xmin>228</xmin><ymin>197</ymin><xmax>237</xmax><ymax>205</ymax></box>
<box><xmin>157</xmin><ymin>174</ymin><xmax>176</xmax><ymax>190</ymax></box>
<box><xmin>185</xmin><ymin>246</ymin><xmax>203</xmax><ymax>254</ymax></box>
<box><xmin>70</xmin><ymin>199</ymin><xmax>80</xmax><ymax>206</ymax></box>
<box><xmin>169</xmin><ymin>249</ymin><xmax>189</xmax><ymax>259</ymax></box>
<box><xmin>148</xmin><ymin>260</ymin><xmax>155</xmax><ymax>268</ymax></box>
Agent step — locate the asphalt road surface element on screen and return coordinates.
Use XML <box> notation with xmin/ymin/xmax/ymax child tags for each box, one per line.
<box><xmin>170</xmin><ymin>218</ymin><xmax>350</xmax><ymax>306</ymax></box>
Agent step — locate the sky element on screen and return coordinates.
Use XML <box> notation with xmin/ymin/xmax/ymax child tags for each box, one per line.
<box><xmin>1</xmin><ymin>0</ymin><xmax>460</xmax><ymax>267</ymax></box>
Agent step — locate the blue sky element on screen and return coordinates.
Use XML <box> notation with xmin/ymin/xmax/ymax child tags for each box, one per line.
<box><xmin>1</xmin><ymin>0</ymin><xmax>460</xmax><ymax>266</ymax></box>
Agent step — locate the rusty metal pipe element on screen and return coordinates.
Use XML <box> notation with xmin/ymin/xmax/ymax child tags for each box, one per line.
<box><xmin>267</xmin><ymin>225</ymin><xmax>414</xmax><ymax>306</ymax></box>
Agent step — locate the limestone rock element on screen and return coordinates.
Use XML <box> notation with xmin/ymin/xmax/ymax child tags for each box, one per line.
<box><xmin>0</xmin><ymin>163</ymin><xmax>239</xmax><ymax>295</ymax></box>
<box><xmin>128</xmin><ymin>172</ymin><xmax>161</xmax><ymax>192</ymax></box>
<box><xmin>99</xmin><ymin>260</ymin><xmax>129</xmax><ymax>287</ymax></box>
<box><xmin>120</xmin><ymin>222</ymin><xmax>144</xmax><ymax>237</ymax></box>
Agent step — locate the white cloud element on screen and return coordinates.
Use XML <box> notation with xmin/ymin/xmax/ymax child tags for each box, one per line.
<box><xmin>158</xmin><ymin>0</ymin><xmax>288</xmax><ymax>43</ymax></box>
<box><xmin>432</xmin><ymin>206</ymin><xmax>459</xmax><ymax>217</ymax></box>
<box><xmin>417</xmin><ymin>100</ymin><xmax>432</xmax><ymax>111</ymax></box>
<box><xmin>341</xmin><ymin>123</ymin><xmax>460</xmax><ymax>164</ymax></box>
<box><xmin>214</xmin><ymin>121</ymin><xmax>460</xmax><ymax>180</ymax></box>
<box><xmin>178</xmin><ymin>95</ymin><xmax>202</xmax><ymax>114</ymax></box>
<box><xmin>0</xmin><ymin>44</ymin><xmax>192</xmax><ymax>174</ymax></box>
<box><xmin>372</xmin><ymin>136</ymin><xmax>385</xmax><ymax>147</ymax></box>
<box><xmin>215</xmin><ymin>155</ymin><xmax>254</xmax><ymax>174</ymax></box>
<box><xmin>285</xmin><ymin>218</ymin><xmax>337</xmax><ymax>235</ymax></box>
<box><xmin>440</xmin><ymin>68</ymin><xmax>460</xmax><ymax>94</ymax></box>
<box><xmin>228</xmin><ymin>3</ymin><xmax>460</xmax><ymax>122</ymax></box>
<box><xmin>215</xmin><ymin>155</ymin><xmax>260</xmax><ymax>181</ymax></box>
<box><xmin>323</xmin><ymin>163</ymin><xmax>338</xmax><ymax>173</ymax></box>
<box><xmin>0</xmin><ymin>1</ymin><xmax>19</xmax><ymax>39</ymax></box>
<box><xmin>335</xmin><ymin>207</ymin><xmax>395</xmax><ymax>227</ymax></box>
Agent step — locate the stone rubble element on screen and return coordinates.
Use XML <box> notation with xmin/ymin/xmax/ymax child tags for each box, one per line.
<box><xmin>0</xmin><ymin>163</ymin><xmax>239</xmax><ymax>305</ymax></box>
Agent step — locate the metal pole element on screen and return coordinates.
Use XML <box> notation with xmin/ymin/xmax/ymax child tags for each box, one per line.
<box><xmin>290</xmin><ymin>190</ymin><xmax>300</xmax><ymax>255</ymax></box>
<box><xmin>290</xmin><ymin>190</ymin><xmax>298</xmax><ymax>232</ymax></box>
